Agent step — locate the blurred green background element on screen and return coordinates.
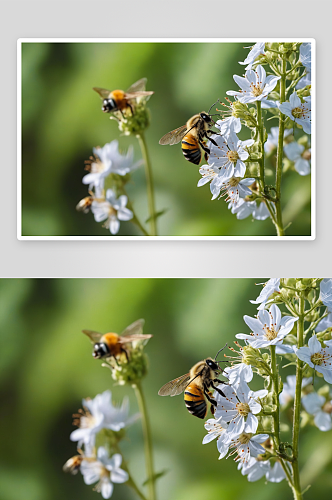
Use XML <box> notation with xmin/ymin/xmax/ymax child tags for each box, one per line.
<box><xmin>0</xmin><ymin>278</ymin><xmax>330</xmax><ymax>500</ymax></box>
<box><xmin>21</xmin><ymin>42</ymin><xmax>311</xmax><ymax>236</ymax></box>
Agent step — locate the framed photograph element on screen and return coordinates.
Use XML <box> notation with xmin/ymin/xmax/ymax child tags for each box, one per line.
<box><xmin>18</xmin><ymin>38</ymin><xmax>315</xmax><ymax>240</ymax></box>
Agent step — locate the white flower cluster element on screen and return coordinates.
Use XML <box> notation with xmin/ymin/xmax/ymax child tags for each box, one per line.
<box><xmin>64</xmin><ymin>390</ymin><xmax>139</xmax><ymax>498</ymax></box>
<box><xmin>77</xmin><ymin>141</ymin><xmax>142</xmax><ymax>234</ymax></box>
<box><xmin>198</xmin><ymin>41</ymin><xmax>312</xmax><ymax>219</ymax></box>
<box><xmin>203</xmin><ymin>278</ymin><xmax>332</xmax><ymax>484</ymax></box>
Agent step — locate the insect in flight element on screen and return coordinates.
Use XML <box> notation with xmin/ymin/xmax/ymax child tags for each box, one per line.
<box><xmin>82</xmin><ymin>319</ymin><xmax>152</xmax><ymax>363</ymax></box>
<box><xmin>159</xmin><ymin>100</ymin><xmax>220</xmax><ymax>165</ymax></box>
<box><xmin>158</xmin><ymin>346</ymin><xmax>228</xmax><ymax>419</ymax></box>
<box><xmin>93</xmin><ymin>78</ymin><xmax>154</xmax><ymax>116</ymax></box>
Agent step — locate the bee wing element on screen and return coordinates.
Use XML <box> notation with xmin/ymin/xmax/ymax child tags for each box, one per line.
<box><xmin>118</xmin><ymin>333</ymin><xmax>152</xmax><ymax>344</ymax></box>
<box><xmin>93</xmin><ymin>87</ymin><xmax>112</xmax><ymax>99</ymax></box>
<box><xmin>158</xmin><ymin>373</ymin><xmax>191</xmax><ymax>397</ymax></box>
<box><xmin>120</xmin><ymin>318</ymin><xmax>145</xmax><ymax>337</ymax></box>
<box><xmin>125</xmin><ymin>91</ymin><xmax>154</xmax><ymax>99</ymax></box>
<box><xmin>126</xmin><ymin>78</ymin><xmax>148</xmax><ymax>93</ymax></box>
<box><xmin>159</xmin><ymin>125</ymin><xmax>188</xmax><ymax>146</ymax></box>
<box><xmin>82</xmin><ymin>329</ymin><xmax>103</xmax><ymax>343</ymax></box>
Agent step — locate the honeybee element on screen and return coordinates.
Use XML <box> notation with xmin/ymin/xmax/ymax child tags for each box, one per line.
<box><xmin>93</xmin><ymin>78</ymin><xmax>154</xmax><ymax>116</ymax></box>
<box><xmin>63</xmin><ymin>455</ymin><xmax>84</xmax><ymax>475</ymax></box>
<box><xmin>82</xmin><ymin>319</ymin><xmax>152</xmax><ymax>362</ymax></box>
<box><xmin>158</xmin><ymin>346</ymin><xmax>228</xmax><ymax>419</ymax></box>
<box><xmin>159</xmin><ymin>101</ymin><xmax>220</xmax><ymax>165</ymax></box>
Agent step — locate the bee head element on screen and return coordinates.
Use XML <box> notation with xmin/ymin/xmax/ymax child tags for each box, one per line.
<box><xmin>206</xmin><ymin>358</ymin><xmax>219</xmax><ymax>371</ymax></box>
<box><xmin>200</xmin><ymin>112</ymin><xmax>213</xmax><ymax>124</ymax></box>
<box><xmin>102</xmin><ymin>98</ymin><xmax>118</xmax><ymax>113</ymax></box>
<box><xmin>93</xmin><ymin>342</ymin><xmax>110</xmax><ymax>359</ymax></box>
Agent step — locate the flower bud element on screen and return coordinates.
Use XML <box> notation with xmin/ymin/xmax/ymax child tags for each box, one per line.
<box><xmin>115</xmin><ymin>101</ymin><xmax>151</xmax><ymax>136</ymax></box>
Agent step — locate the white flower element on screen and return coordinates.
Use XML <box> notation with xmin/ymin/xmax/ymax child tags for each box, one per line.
<box><xmin>215</xmin><ymin>381</ymin><xmax>267</xmax><ymax>439</ymax></box>
<box><xmin>295</xmin><ymin>335</ymin><xmax>332</xmax><ymax>383</ymax></box>
<box><xmin>320</xmin><ymin>279</ymin><xmax>332</xmax><ymax>312</ymax></box>
<box><xmin>250</xmin><ymin>278</ymin><xmax>281</xmax><ymax>310</ymax></box>
<box><xmin>219</xmin><ymin>423</ymin><xmax>268</xmax><ymax>464</ymax></box>
<box><xmin>70</xmin><ymin>391</ymin><xmax>137</xmax><ymax>448</ymax></box>
<box><xmin>241</xmin><ymin>458</ymin><xmax>287</xmax><ymax>483</ymax></box>
<box><xmin>316</xmin><ymin>313</ymin><xmax>332</xmax><ymax>333</ymax></box>
<box><xmin>216</xmin><ymin>116</ymin><xmax>241</xmax><ymax>139</ymax></box>
<box><xmin>224</xmin><ymin>363</ymin><xmax>253</xmax><ymax>389</ymax></box>
<box><xmin>284</xmin><ymin>142</ymin><xmax>311</xmax><ymax>176</ymax></box>
<box><xmin>230</xmin><ymin>198</ymin><xmax>271</xmax><ymax>221</ymax></box>
<box><xmin>300</xmin><ymin>43</ymin><xmax>311</xmax><ymax>70</ymax></box>
<box><xmin>91</xmin><ymin>189</ymin><xmax>133</xmax><ymax>235</ymax></box>
<box><xmin>81</xmin><ymin>448</ymin><xmax>128</xmax><ymax>499</ymax></box>
<box><xmin>82</xmin><ymin>141</ymin><xmax>142</xmax><ymax>190</ymax></box>
<box><xmin>239</xmin><ymin>42</ymin><xmax>265</xmax><ymax>70</ymax></box>
<box><xmin>264</xmin><ymin>127</ymin><xmax>293</xmax><ymax>154</ymax></box>
<box><xmin>197</xmin><ymin>165</ymin><xmax>220</xmax><ymax>189</ymax></box>
<box><xmin>226</xmin><ymin>65</ymin><xmax>280</xmax><ymax>104</ymax></box>
<box><xmin>296</xmin><ymin>72</ymin><xmax>311</xmax><ymax>89</ymax></box>
<box><xmin>237</xmin><ymin>304</ymin><xmax>298</xmax><ymax>349</ymax></box>
<box><xmin>207</xmin><ymin>132</ymin><xmax>254</xmax><ymax>179</ymax></box>
<box><xmin>202</xmin><ymin>417</ymin><xmax>229</xmax><ymax>453</ymax></box>
<box><xmin>279</xmin><ymin>375</ymin><xmax>312</xmax><ymax>405</ymax></box>
<box><xmin>279</xmin><ymin>92</ymin><xmax>311</xmax><ymax>134</ymax></box>
<box><xmin>211</xmin><ymin>177</ymin><xmax>255</xmax><ymax>204</ymax></box>
<box><xmin>302</xmin><ymin>392</ymin><xmax>332</xmax><ymax>431</ymax></box>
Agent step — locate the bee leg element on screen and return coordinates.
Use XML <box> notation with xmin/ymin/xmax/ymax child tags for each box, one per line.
<box><xmin>204</xmin><ymin>390</ymin><xmax>218</xmax><ymax>408</ymax></box>
<box><xmin>120</xmin><ymin>347</ymin><xmax>130</xmax><ymax>362</ymax></box>
<box><xmin>210</xmin><ymin>381</ymin><xmax>226</xmax><ymax>398</ymax></box>
<box><xmin>199</xmin><ymin>141</ymin><xmax>210</xmax><ymax>155</ymax></box>
<box><xmin>128</xmin><ymin>102</ymin><xmax>134</xmax><ymax>116</ymax></box>
<box><xmin>113</xmin><ymin>355</ymin><xmax>120</xmax><ymax>366</ymax></box>
<box><xmin>210</xmin><ymin>404</ymin><xmax>215</xmax><ymax>415</ymax></box>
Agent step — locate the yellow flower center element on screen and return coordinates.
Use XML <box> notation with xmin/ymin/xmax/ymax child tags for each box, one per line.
<box><xmin>311</xmin><ymin>352</ymin><xmax>324</xmax><ymax>365</ymax></box>
<box><xmin>263</xmin><ymin>325</ymin><xmax>278</xmax><ymax>340</ymax></box>
<box><xmin>238</xmin><ymin>432</ymin><xmax>253</xmax><ymax>444</ymax></box>
<box><xmin>236</xmin><ymin>402</ymin><xmax>250</xmax><ymax>416</ymax></box>
<box><xmin>323</xmin><ymin>402</ymin><xmax>332</xmax><ymax>414</ymax></box>
<box><xmin>291</xmin><ymin>107</ymin><xmax>303</xmax><ymax>119</ymax></box>
<box><xmin>228</xmin><ymin>177</ymin><xmax>241</xmax><ymax>187</ymax></box>
<box><xmin>227</xmin><ymin>151</ymin><xmax>239</xmax><ymax>163</ymax></box>
<box><xmin>250</xmin><ymin>83</ymin><xmax>263</xmax><ymax>97</ymax></box>
<box><xmin>302</xmin><ymin>150</ymin><xmax>311</xmax><ymax>160</ymax></box>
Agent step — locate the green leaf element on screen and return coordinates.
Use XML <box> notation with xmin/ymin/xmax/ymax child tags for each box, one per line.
<box><xmin>142</xmin><ymin>470</ymin><xmax>168</xmax><ymax>486</ymax></box>
<box><xmin>145</xmin><ymin>209</ymin><xmax>168</xmax><ymax>224</ymax></box>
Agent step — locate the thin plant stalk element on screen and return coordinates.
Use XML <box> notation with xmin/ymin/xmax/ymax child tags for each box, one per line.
<box><xmin>291</xmin><ymin>292</ymin><xmax>305</xmax><ymax>500</ymax></box>
<box><xmin>275</xmin><ymin>52</ymin><xmax>287</xmax><ymax>236</ymax></box>
<box><xmin>133</xmin><ymin>382</ymin><xmax>157</xmax><ymax>500</ymax></box>
<box><xmin>137</xmin><ymin>132</ymin><xmax>157</xmax><ymax>236</ymax></box>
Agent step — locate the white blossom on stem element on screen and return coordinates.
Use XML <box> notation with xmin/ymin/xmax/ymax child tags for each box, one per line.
<box><xmin>284</xmin><ymin>142</ymin><xmax>311</xmax><ymax>176</ymax></box>
<box><xmin>81</xmin><ymin>448</ymin><xmax>128</xmax><ymax>499</ymax></box>
<box><xmin>215</xmin><ymin>381</ymin><xmax>267</xmax><ymax>439</ymax></box>
<box><xmin>250</xmin><ymin>278</ymin><xmax>281</xmax><ymax>310</ymax></box>
<box><xmin>302</xmin><ymin>392</ymin><xmax>332</xmax><ymax>431</ymax></box>
<box><xmin>226</xmin><ymin>65</ymin><xmax>280</xmax><ymax>104</ymax></box>
<box><xmin>237</xmin><ymin>304</ymin><xmax>298</xmax><ymax>349</ymax></box>
<box><xmin>320</xmin><ymin>279</ymin><xmax>332</xmax><ymax>312</ymax></box>
<box><xmin>295</xmin><ymin>334</ymin><xmax>332</xmax><ymax>383</ymax></box>
<box><xmin>279</xmin><ymin>92</ymin><xmax>311</xmax><ymax>134</ymax></box>
<box><xmin>238</xmin><ymin>42</ymin><xmax>265</xmax><ymax>70</ymax></box>
<box><xmin>91</xmin><ymin>190</ymin><xmax>133</xmax><ymax>235</ymax></box>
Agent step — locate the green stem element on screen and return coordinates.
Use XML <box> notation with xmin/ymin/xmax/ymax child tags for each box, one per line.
<box><xmin>137</xmin><ymin>133</ymin><xmax>157</xmax><ymax>236</ymax></box>
<box><xmin>275</xmin><ymin>53</ymin><xmax>287</xmax><ymax>236</ymax></box>
<box><xmin>133</xmin><ymin>382</ymin><xmax>157</xmax><ymax>500</ymax></box>
<box><xmin>291</xmin><ymin>291</ymin><xmax>305</xmax><ymax>500</ymax></box>
<box><xmin>256</xmin><ymin>100</ymin><xmax>265</xmax><ymax>190</ymax></box>
<box><xmin>270</xmin><ymin>345</ymin><xmax>280</xmax><ymax>448</ymax></box>
<box><xmin>270</xmin><ymin>344</ymin><xmax>294</xmax><ymax>489</ymax></box>
<box><xmin>132</xmin><ymin>214</ymin><xmax>150</xmax><ymax>237</ymax></box>
<box><xmin>116</xmin><ymin>451</ymin><xmax>148</xmax><ymax>500</ymax></box>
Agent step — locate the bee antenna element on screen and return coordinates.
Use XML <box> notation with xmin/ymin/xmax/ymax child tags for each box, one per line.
<box><xmin>215</xmin><ymin>344</ymin><xmax>228</xmax><ymax>360</ymax></box>
<box><xmin>208</xmin><ymin>99</ymin><xmax>220</xmax><ymax>114</ymax></box>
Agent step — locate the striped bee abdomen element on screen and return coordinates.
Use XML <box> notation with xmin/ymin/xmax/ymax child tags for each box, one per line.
<box><xmin>184</xmin><ymin>383</ymin><xmax>207</xmax><ymax>419</ymax></box>
<box><xmin>181</xmin><ymin>134</ymin><xmax>201</xmax><ymax>165</ymax></box>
